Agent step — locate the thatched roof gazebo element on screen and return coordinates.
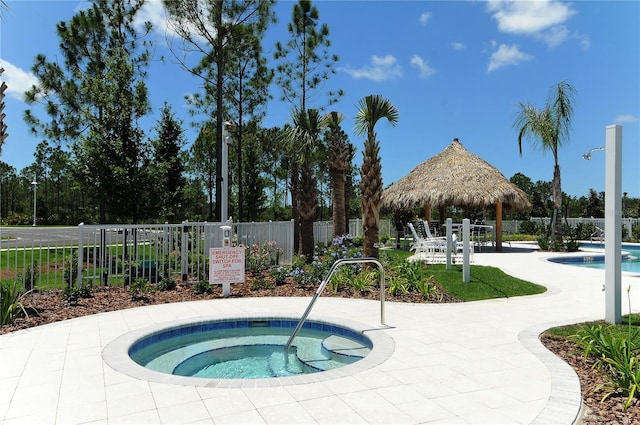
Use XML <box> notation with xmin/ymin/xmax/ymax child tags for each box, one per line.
<box><xmin>381</xmin><ymin>138</ymin><xmax>531</xmax><ymax>251</ymax></box>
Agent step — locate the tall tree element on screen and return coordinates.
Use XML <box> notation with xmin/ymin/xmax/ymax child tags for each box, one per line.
<box><xmin>274</xmin><ymin>0</ymin><xmax>342</xmax><ymax>250</ymax></box>
<box><xmin>163</xmin><ymin>0</ymin><xmax>275</xmax><ymax>222</ymax></box>
<box><xmin>355</xmin><ymin>95</ymin><xmax>399</xmax><ymax>259</ymax></box>
<box><xmin>225</xmin><ymin>18</ymin><xmax>275</xmax><ymax>222</ymax></box>
<box><xmin>24</xmin><ymin>0</ymin><xmax>151</xmax><ymax>223</ymax></box>
<box><xmin>288</xmin><ymin>108</ymin><xmax>327</xmax><ymax>261</ymax></box>
<box><xmin>514</xmin><ymin>80</ymin><xmax>577</xmax><ymax>247</ymax></box>
<box><xmin>189</xmin><ymin>121</ymin><xmax>217</xmax><ymax>220</ymax></box>
<box><xmin>325</xmin><ymin>111</ymin><xmax>352</xmax><ymax>238</ymax></box>
<box><xmin>150</xmin><ymin>103</ymin><xmax>187</xmax><ymax>222</ymax></box>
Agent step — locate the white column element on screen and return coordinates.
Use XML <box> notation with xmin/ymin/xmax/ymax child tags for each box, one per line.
<box><xmin>462</xmin><ymin>219</ymin><xmax>470</xmax><ymax>283</ymax></box>
<box><xmin>446</xmin><ymin>218</ymin><xmax>452</xmax><ymax>269</ymax></box>
<box><xmin>605</xmin><ymin>125</ymin><xmax>622</xmax><ymax>324</ymax></box>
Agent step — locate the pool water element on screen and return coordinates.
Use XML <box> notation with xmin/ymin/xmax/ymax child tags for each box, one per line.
<box><xmin>129</xmin><ymin>318</ymin><xmax>371</xmax><ymax>379</ymax></box>
<box><xmin>549</xmin><ymin>243</ymin><xmax>640</xmax><ymax>273</ymax></box>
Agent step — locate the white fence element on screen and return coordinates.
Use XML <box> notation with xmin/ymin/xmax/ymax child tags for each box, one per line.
<box><xmin>0</xmin><ymin>220</ymin><xmax>294</xmax><ymax>292</ymax></box>
<box><xmin>1</xmin><ymin>216</ymin><xmax>636</xmax><ymax>292</ymax></box>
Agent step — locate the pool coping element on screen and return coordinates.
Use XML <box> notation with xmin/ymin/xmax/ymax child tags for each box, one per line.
<box><xmin>102</xmin><ymin>312</ymin><xmax>395</xmax><ymax>388</ymax></box>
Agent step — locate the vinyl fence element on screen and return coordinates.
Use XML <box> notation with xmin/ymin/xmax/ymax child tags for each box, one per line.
<box><xmin>0</xmin><ymin>220</ymin><xmax>294</xmax><ymax>292</ymax></box>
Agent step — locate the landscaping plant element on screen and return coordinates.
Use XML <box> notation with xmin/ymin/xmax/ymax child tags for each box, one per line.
<box><xmin>1</xmin><ymin>281</ymin><xmax>31</xmax><ymax>326</ymax></box>
<box><xmin>573</xmin><ymin>286</ymin><xmax>640</xmax><ymax>409</ymax></box>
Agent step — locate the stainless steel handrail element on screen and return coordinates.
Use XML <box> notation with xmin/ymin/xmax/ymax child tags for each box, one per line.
<box><xmin>284</xmin><ymin>257</ymin><xmax>385</xmax><ymax>350</ymax></box>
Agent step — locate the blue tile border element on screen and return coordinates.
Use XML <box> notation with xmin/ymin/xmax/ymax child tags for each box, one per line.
<box><xmin>103</xmin><ymin>313</ymin><xmax>395</xmax><ymax>388</ymax></box>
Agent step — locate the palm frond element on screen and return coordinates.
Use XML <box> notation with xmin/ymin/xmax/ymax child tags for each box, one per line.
<box><xmin>354</xmin><ymin>94</ymin><xmax>399</xmax><ymax>137</ymax></box>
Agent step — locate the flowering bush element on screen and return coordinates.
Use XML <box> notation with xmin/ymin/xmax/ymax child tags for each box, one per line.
<box><xmin>245</xmin><ymin>241</ymin><xmax>283</xmax><ymax>275</ymax></box>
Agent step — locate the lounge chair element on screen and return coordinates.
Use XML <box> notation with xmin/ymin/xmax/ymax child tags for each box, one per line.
<box><xmin>407</xmin><ymin>223</ymin><xmax>446</xmax><ymax>254</ymax></box>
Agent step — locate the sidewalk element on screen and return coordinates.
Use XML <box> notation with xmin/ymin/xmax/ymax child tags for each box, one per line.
<box><xmin>1</xmin><ymin>242</ymin><xmax>638</xmax><ymax>424</ymax></box>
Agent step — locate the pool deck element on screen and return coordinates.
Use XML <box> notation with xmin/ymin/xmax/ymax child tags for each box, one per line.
<box><xmin>1</xmin><ymin>242</ymin><xmax>639</xmax><ymax>424</ymax></box>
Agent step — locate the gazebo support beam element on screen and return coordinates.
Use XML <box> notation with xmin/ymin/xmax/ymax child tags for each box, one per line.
<box><xmin>496</xmin><ymin>201</ymin><xmax>503</xmax><ymax>252</ymax></box>
<box><xmin>424</xmin><ymin>204</ymin><xmax>431</xmax><ymax>223</ymax></box>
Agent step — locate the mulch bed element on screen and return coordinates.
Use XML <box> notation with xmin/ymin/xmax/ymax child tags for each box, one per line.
<box><xmin>1</xmin><ymin>277</ymin><xmax>638</xmax><ymax>423</ymax></box>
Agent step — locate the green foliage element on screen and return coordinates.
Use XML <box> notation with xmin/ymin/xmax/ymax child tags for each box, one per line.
<box><xmin>250</xmin><ymin>276</ymin><xmax>274</xmax><ymax>290</ymax></box>
<box><xmin>0</xmin><ymin>281</ymin><xmax>31</xmax><ymax>326</ymax></box>
<box><xmin>192</xmin><ymin>280</ymin><xmax>212</xmax><ymax>295</ymax></box>
<box><xmin>572</xmin><ymin>288</ymin><xmax>640</xmax><ymax>409</ymax></box>
<box><xmin>350</xmin><ymin>270</ymin><xmax>376</xmax><ymax>293</ymax></box>
<box><xmin>329</xmin><ymin>267</ymin><xmax>355</xmax><ymax>293</ymax></box>
<box><xmin>246</xmin><ymin>241</ymin><xmax>282</xmax><ymax>275</ymax></box>
<box><xmin>387</xmin><ymin>275</ymin><xmax>410</xmax><ymax>296</ymax></box>
<box><xmin>129</xmin><ymin>278</ymin><xmax>154</xmax><ymax>301</ymax></box>
<box><xmin>61</xmin><ymin>281</ymin><xmax>93</xmax><ymax>306</ymax></box>
<box><xmin>157</xmin><ymin>276</ymin><xmax>177</xmax><ymax>291</ymax></box>
<box><xmin>22</xmin><ymin>260</ymin><xmax>39</xmax><ymax>291</ymax></box>
<box><xmin>269</xmin><ymin>266</ymin><xmax>289</xmax><ymax>286</ymax></box>
<box><xmin>537</xmin><ymin>235</ymin><xmax>551</xmax><ymax>251</ymax></box>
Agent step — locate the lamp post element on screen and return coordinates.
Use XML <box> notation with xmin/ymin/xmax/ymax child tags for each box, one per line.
<box><xmin>31</xmin><ymin>178</ymin><xmax>37</xmax><ymax>227</ymax></box>
<box><xmin>221</xmin><ymin>121</ymin><xmax>236</xmax><ymax>223</ymax></box>
<box><xmin>582</xmin><ymin>125</ymin><xmax>622</xmax><ymax>324</ymax></box>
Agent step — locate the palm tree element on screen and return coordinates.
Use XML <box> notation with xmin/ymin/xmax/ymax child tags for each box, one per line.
<box><xmin>514</xmin><ymin>80</ymin><xmax>577</xmax><ymax>248</ymax></box>
<box><xmin>288</xmin><ymin>108</ymin><xmax>327</xmax><ymax>261</ymax></box>
<box><xmin>355</xmin><ymin>95</ymin><xmax>399</xmax><ymax>259</ymax></box>
<box><xmin>326</xmin><ymin>111</ymin><xmax>351</xmax><ymax>239</ymax></box>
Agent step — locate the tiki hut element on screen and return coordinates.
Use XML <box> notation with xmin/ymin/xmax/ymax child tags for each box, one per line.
<box><xmin>381</xmin><ymin>138</ymin><xmax>531</xmax><ymax>251</ymax></box>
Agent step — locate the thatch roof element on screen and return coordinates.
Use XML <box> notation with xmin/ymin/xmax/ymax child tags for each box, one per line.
<box><xmin>381</xmin><ymin>138</ymin><xmax>532</xmax><ymax>211</ymax></box>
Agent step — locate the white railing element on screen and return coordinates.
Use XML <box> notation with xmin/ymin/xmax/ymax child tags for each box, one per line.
<box><xmin>0</xmin><ymin>220</ymin><xmax>295</xmax><ymax>292</ymax></box>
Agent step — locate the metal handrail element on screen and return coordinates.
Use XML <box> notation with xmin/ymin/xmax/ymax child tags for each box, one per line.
<box><xmin>285</xmin><ymin>257</ymin><xmax>386</xmax><ymax>350</ymax></box>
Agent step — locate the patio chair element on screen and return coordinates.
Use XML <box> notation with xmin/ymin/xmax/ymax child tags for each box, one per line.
<box><xmin>407</xmin><ymin>223</ymin><xmax>446</xmax><ymax>254</ymax></box>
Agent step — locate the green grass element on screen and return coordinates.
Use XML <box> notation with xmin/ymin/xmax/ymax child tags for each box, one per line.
<box><xmin>380</xmin><ymin>249</ymin><xmax>546</xmax><ymax>301</ymax></box>
<box><xmin>545</xmin><ymin>314</ymin><xmax>640</xmax><ymax>338</ymax></box>
<box><xmin>424</xmin><ymin>263</ymin><xmax>547</xmax><ymax>301</ymax></box>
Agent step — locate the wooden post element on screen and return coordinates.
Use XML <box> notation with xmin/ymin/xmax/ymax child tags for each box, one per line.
<box><xmin>424</xmin><ymin>204</ymin><xmax>431</xmax><ymax>223</ymax></box>
<box><xmin>495</xmin><ymin>201</ymin><xmax>503</xmax><ymax>252</ymax></box>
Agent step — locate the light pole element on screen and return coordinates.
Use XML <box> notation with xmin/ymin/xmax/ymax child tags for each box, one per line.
<box><xmin>221</xmin><ymin>121</ymin><xmax>236</xmax><ymax>223</ymax></box>
<box><xmin>31</xmin><ymin>177</ymin><xmax>37</xmax><ymax>226</ymax></box>
<box><xmin>582</xmin><ymin>125</ymin><xmax>622</xmax><ymax>324</ymax></box>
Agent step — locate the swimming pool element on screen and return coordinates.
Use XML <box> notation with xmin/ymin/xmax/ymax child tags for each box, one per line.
<box><xmin>549</xmin><ymin>242</ymin><xmax>640</xmax><ymax>273</ymax></box>
<box><xmin>103</xmin><ymin>314</ymin><xmax>395</xmax><ymax>387</ymax></box>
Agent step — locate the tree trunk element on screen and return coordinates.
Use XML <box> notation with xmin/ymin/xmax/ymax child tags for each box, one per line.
<box><xmin>331</xmin><ymin>168</ymin><xmax>346</xmax><ymax>239</ymax></box>
<box><xmin>360</xmin><ymin>139</ymin><xmax>382</xmax><ymax>259</ymax></box>
<box><xmin>298</xmin><ymin>161</ymin><xmax>317</xmax><ymax>262</ymax></box>
<box><xmin>552</xmin><ymin>163</ymin><xmax>563</xmax><ymax>247</ymax></box>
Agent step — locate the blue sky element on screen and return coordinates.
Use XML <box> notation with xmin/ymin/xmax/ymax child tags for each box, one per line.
<box><xmin>1</xmin><ymin>0</ymin><xmax>639</xmax><ymax>199</ymax></box>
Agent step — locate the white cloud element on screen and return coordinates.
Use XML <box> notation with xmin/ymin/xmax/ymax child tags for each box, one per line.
<box><xmin>419</xmin><ymin>12</ymin><xmax>431</xmax><ymax>25</ymax></box>
<box><xmin>486</xmin><ymin>0</ymin><xmax>578</xmax><ymax>48</ymax></box>
<box><xmin>451</xmin><ymin>42</ymin><xmax>467</xmax><ymax>51</ymax></box>
<box><xmin>614</xmin><ymin>114</ymin><xmax>638</xmax><ymax>123</ymax></box>
<box><xmin>486</xmin><ymin>0</ymin><xmax>576</xmax><ymax>34</ymax></box>
<box><xmin>341</xmin><ymin>55</ymin><xmax>402</xmax><ymax>82</ymax></box>
<box><xmin>538</xmin><ymin>25</ymin><xmax>570</xmax><ymax>48</ymax></box>
<box><xmin>410</xmin><ymin>55</ymin><xmax>436</xmax><ymax>79</ymax></box>
<box><xmin>0</xmin><ymin>59</ymin><xmax>39</xmax><ymax>102</ymax></box>
<box><xmin>487</xmin><ymin>44</ymin><xmax>533</xmax><ymax>72</ymax></box>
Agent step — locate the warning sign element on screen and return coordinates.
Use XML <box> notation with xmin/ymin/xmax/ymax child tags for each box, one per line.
<box><xmin>209</xmin><ymin>247</ymin><xmax>245</xmax><ymax>284</ymax></box>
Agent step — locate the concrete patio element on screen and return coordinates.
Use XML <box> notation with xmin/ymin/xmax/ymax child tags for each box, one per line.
<box><xmin>1</xmin><ymin>242</ymin><xmax>638</xmax><ymax>424</ymax></box>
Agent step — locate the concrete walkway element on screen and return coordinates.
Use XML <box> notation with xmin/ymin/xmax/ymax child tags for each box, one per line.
<box><xmin>1</xmin><ymin>242</ymin><xmax>639</xmax><ymax>424</ymax></box>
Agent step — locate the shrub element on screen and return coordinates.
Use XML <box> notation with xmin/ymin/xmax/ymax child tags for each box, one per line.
<box><xmin>129</xmin><ymin>278</ymin><xmax>154</xmax><ymax>301</ymax></box>
<box><xmin>1</xmin><ymin>281</ymin><xmax>32</xmax><ymax>326</ymax></box>
<box><xmin>62</xmin><ymin>281</ymin><xmax>94</xmax><ymax>306</ymax></box>
<box><xmin>22</xmin><ymin>260</ymin><xmax>39</xmax><ymax>291</ymax></box>
<box><xmin>572</xmin><ymin>287</ymin><xmax>640</xmax><ymax>409</ymax></box>
<box><xmin>157</xmin><ymin>276</ymin><xmax>177</xmax><ymax>291</ymax></box>
<box><xmin>192</xmin><ymin>280</ymin><xmax>212</xmax><ymax>295</ymax></box>
<box><xmin>519</xmin><ymin>220</ymin><xmax>540</xmax><ymax>235</ymax></box>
